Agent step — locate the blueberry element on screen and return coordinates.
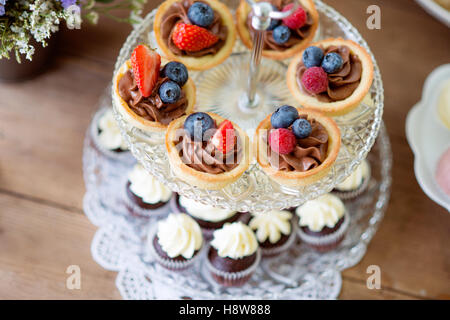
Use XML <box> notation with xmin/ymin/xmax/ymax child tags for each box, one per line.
<box><xmin>321</xmin><ymin>52</ymin><xmax>343</xmax><ymax>73</ymax></box>
<box><xmin>184</xmin><ymin>112</ymin><xmax>216</xmax><ymax>141</ymax></box>
<box><xmin>188</xmin><ymin>2</ymin><xmax>214</xmax><ymax>28</ymax></box>
<box><xmin>162</xmin><ymin>62</ymin><xmax>188</xmax><ymax>86</ymax></box>
<box><xmin>272</xmin><ymin>25</ymin><xmax>291</xmax><ymax>44</ymax></box>
<box><xmin>302</xmin><ymin>46</ymin><xmax>324</xmax><ymax>68</ymax></box>
<box><xmin>292</xmin><ymin>118</ymin><xmax>312</xmax><ymax>139</ymax></box>
<box><xmin>271</xmin><ymin>105</ymin><xmax>299</xmax><ymax>129</ymax></box>
<box><xmin>267</xmin><ymin>5</ymin><xmax>280</xmax><ymax>30</ymax></box>
<box><xmin>159</xmin><ymin>81</ymin><xmax>181</xmax><ymax>104</ymax></box>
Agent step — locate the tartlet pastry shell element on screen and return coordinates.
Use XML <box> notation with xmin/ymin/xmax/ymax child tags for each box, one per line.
<box><xmin>166</xmin><ymin>113</ymin><xmax>251</xmax><ymax>190</ymax></box>
<box><xmin>256</xmin><ymin>108</ymin><xmax>341</xmax><ymax>187</ymax></box>
<box><xmin>113</xmin><ymin>59</ymin><xmax>196</xmax><ymax>133</ymax></box>
<box><xmin>287</xmin><ymin>38</ymin><xmax>374</xmax><ymax>116</ymax></box>
<box><xmin>236</xmin><ymin>0</ymin><xmax>319</xmax><ymax>60</ymax></box>
<box><xmin>154</xmin><ymin>0</ymin><xmax>237</xmax><ymax>71</ymax></box>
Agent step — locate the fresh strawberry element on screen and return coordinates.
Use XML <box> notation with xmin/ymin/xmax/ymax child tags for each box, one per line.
<box><xmin>131</xmin><ymin>44</ymin><xmax>161</xmax><ymax>97</ymax></box>
<box><xmin>172</xmin><ymin>23</ymin><xmax>219</xmax><ymax>52</ymax></box>
<box><xmin>212</xmin><ymin>120</ymin><xmax>235</xmax><ymax>154</ymax></box>
<box><xmin>282</xmin><ymin>4</ymin><xmax>307</xmax><ymax>29</ymax></box>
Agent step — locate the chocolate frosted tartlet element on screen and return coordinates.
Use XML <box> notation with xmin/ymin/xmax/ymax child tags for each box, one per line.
<box><xmin>124</xmin><ymin>164</ymin><xmax>173</xmax><ymax>217</ymax></box>
<box><xmin>154</xmin><ymin>0</ymin><xmax>236</xmax><ymax>70</ymax></box>
<box><xmin>149</xmin><ymin>213</ymin><xmax>203</xmax><ymax>270</ymax></box>
<box><xmin>90</xmin><ymin>107</ymin><xmax>133</xmax><ymax>162</ymax></box>
<box><xmin>287</xmin><ymin>38</ymin><xmax>374</xmax><ymax>116</ymax></box>
<box><xmin>248</xmin><ymin>210</ymin><xmax>297</xmax><ymax>257</ymax></box>
<box><xmin>295</xmin><ymin>193</ymin><xmax>349</xmax><ymax>252</ymax></box>
<box><xmin>256</xmin><ymin>106</ymin><xmax>340</xmax><ymax>187</ymax></box>
<box><xmin>333</xmin><ymin>159</ymin><xmax>371</xmax><ymax>200</ymax></box>
<box><xmin>171</xmin><ymin>194</ymin><xmax>244</xmax><ymax>239</ymax></box>
<box><xmin>113</xmin><ymin>45</ymin><xmax>196</xmax><ymax>135</ymax></box>
<box><xmin>166</xmin><ymin>112</ymin><xmax>250</xmax><ymax>190</ymax></box>
<box><xmin>236</xmin><ymin>0</ymin><xmax>319</xmax><ymax>60</ymax></box>
<box><xmin>206</xmin><ymin>222</ymin><xmax>261</xmax><ymax>287</ymax></box>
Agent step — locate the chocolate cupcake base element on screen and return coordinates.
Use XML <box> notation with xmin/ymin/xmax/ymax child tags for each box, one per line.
<box><xmin>297</xmin><ymin>211</ymin><xmax>350</xmax><ymax>253</ymax></box>
<box><xmin>123</xmin><ymin>182</ymin><xmax>173</xmax><ymax>218</ymax></box>
<box><xmin>258</xmin><ymin>222</ymin><xmax>298</xmax><ymax>258</ymax></box>
<box><xmin>205</xmin><ymin>246</ymin><xmax>261</xmax><ymax>287</ymax></box>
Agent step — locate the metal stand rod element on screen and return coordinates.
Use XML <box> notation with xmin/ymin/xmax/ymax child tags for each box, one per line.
<box><xmin>247</xmin><ymin>30</ymin><xmax>265</xmax><ymax>104</ymax></box>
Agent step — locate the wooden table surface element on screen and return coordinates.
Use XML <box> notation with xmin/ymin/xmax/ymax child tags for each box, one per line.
<box><xmin>0</xmin><ymin>0</ymin><xmax>449</xmax><ymax>300</ymax></box>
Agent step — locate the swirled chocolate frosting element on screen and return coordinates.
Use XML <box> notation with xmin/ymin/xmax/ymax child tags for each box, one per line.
<box><xmin>160</xmin><ymin>0</ymin><xmax>228</xmax><ymax>57</ymax></box>
<box><xmin>177</xmin><ymin>127</ymin><xmax>242</xmax><ymax>174</ymax></box>
<box><xmin>268</xmin><ymin>115</ymin><xmax>329</xmax><ymax>171</ymax></box>
<box><xmin>296</xmin><ymin>45</ymin><xmax>363</xmax><ymax>102</ymax></box>
<box><xmin>246</xmin><ymin>0</ymin><xmax>313</xmax><ymax>51</ymax></box>
<box><xmin>118</xmin><ymin>69</ymin><xmax>188</xmax><ymax>125</ymax></box>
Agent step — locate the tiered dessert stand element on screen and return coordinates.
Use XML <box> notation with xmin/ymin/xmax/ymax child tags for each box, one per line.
<box><xmin>83</xmin><ymin>0</ymin><xmax>391</xmax><ymax>299</ymax></box>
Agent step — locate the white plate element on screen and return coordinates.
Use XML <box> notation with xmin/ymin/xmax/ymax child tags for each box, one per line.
<box><xmin>415</xmin><ymin>0</ymin><xmax>450</xmax><ymax>27</ymax></box>
<box><xmin>406</xmin><ymin>64</ymin><xmax>450</xmax><ymax>212</ymax></box>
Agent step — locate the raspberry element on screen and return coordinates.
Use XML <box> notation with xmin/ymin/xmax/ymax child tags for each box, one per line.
<box><xmin>282</xmin><ymin>4</ymin><xmax>307</xmax><ymax>29</ymax></box>
<box><xmin>301</xmin><ymin>66</ymin><xmax>328</xmax><ymax>94</ymax></box>
<box><xmin>269</xmin><ymin>128</ymin><xmax>296</xmax><ymax>155</ymax></box>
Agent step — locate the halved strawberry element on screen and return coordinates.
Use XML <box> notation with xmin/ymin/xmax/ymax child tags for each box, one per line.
<box><xmin>212</xmin><ymin>120</ymin><xmax>235</xmax><ymax>154</ymax></box>
<box><xmin>172</xmin><ymin>23</ymin><xmax>219</xmax><ymax>52</ymax></box>
<box><xmin>131</xmin><ymin>44</ymin><xmax>161</xmax><ymax>97</ymax></box>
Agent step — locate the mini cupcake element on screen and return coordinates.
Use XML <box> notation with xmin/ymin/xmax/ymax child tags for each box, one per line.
<box><xmin>90</xmin><ymin>107</ymin><xmax>131</xmax><ymax>162</ymax></box>
<box><xmin>333</xmin><ymin>159</ymin><xmax>371</xmax><ymax>200</ymax></box>
<box><xmin>166</xmin><ymin>112</ymin><xmax>251</xmax><ymax>190</ymax></box>
<box><xmin>149</xmin><ymin>213</ymin><xmax>203</xmax><ymax>270</ymax></box>
<box><xmin>248</xmin><ymin>210</ymin><xmax>296</xmax><ymax>257</ymax></box>
<box><xmin>124</xmin><ymin>164</ymin><xmax>173</xmax><ymax>217</ymax></box>
<box><xmin>154</xmin><ymin>0</ymin><xmax>236</xmax><ymax>70</ymax></box>
<box><xmin>287</xmin><ymin>38</ymin><xmax>374</xmax><ymax>116</ymax></box>
<box><xmin>296</xmin><ymin>193</ymin><xmax>349</xmax><ymax>252</ymax></box>
<box><xmin>172</xmin><ymin>194</ymin><xmax>243</xmax><ymax>238</ymax></box>
<box><xmin>206</xmin><ymin>222</ymin><xmax>261</xmax><ymax>287</ymax></box>
<box><xmin>113</xmin><ymin>44</ymin><xmax>196</xmax><ymax>135</ymax></box>
<box><xmin>256</xmin><ymin>106</ymin><xmax>341</xmax><ymax>187</ymax></box>
<box><xmin>236</xmin><ymin>0</ymin><xmax>319</xmax><ymax>60</ymax></box>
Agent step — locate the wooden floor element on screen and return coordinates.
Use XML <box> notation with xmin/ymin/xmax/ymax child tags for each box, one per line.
<box><xmin>0</xmin><ymin>0</ymin><xmax>449</xmax><ymax>299</ymax></box>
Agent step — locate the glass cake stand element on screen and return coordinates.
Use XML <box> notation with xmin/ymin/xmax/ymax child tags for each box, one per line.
<box><xmin>82</xmin><ymin>0</ymin><xmax>390</xmax><ymax>299</ymax></box>
<box><xmin>111</xmin><ymin>0</ymin><xmax>384</xmax><ymax>212</ymax></box>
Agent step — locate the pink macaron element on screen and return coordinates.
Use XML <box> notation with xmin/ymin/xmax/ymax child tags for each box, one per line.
<box><xmin>435</xmin><ymin>147</ymin><xmax>450</xmax><ymax>197</ymax></box>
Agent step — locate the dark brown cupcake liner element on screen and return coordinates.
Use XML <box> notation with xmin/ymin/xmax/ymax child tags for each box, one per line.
<box><xmin>297</xmin><ymin>211</ymin><xmax>350</xmax><ymax>252</ymax></box>
<box><xmin>205</xmin><ymin>246</ymin><xmax>261</xmax><ymax>287</ymax></box>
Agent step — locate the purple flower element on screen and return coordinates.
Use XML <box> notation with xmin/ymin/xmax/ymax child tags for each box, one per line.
<box><xmin>0</xmin><ymin>0</ymin><xmax>6</xmax><ymax>16</ymax></box>
<box><xmin>58</xmin><ymin>0</ymin><xmax>77</xmax><ymax>9</ymax></box>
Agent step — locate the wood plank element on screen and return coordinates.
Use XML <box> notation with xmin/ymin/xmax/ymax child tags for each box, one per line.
<box><xmin>0</xmin><ymin>193</ymin><xmax>120</xmax><ymax>299</ymax></box>
<box><xmin>340</xmin><ymin>277</ymin><xmax>419</xmax><ymax>300</ymax></box>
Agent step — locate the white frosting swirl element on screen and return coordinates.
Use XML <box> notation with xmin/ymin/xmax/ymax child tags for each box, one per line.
<box><xmin>156</xmin><ymin>213</ymin><xmax>203</xmax><ymax>259</ymax></box>
<box><xmin>335</xmin><ymin>159</ymin><xmax>370</xmax><ymax>191</ymax></box>
<box><xmin>210</xmin><ymin>222</ymin><xmax>258</xmax><ymax>259</ymax></box>
<box><xmin>128</xmin><ymin>164</ymin><xmax>172</xmax><ymax>204</ymax></box>
<box><xmin>296</xmin><ymin>194</ymin><xmax>345</xmax><ymax>232</ymax></box>
<box><xmin>97</xmin><ymin>108</ymin><xmax>128</xmax><ymax>151</ymax></box>
<box><xmin>179</xmin><ymin>196</ymin><xmax>237</xmax><ymax>222</ymax></box>
<box><xmin>249</xmin><ymin>210</ymin><xmax>292</xmax><ymax>244</ymax></box>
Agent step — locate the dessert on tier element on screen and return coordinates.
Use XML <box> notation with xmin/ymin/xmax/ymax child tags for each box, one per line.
<box><xmin>113</xmin><ymin>45</ymin><xmax>196</xmax><ymax>134</ymax></box>
<box><xmin>124</xmin><ymin>164</ymin><xmax>173</xmax><ymax>217</ymax></box>
<box><xmin>256</xmin><ymin>105</ymin><xmax>340</xmax><ymax>187</ymax></box>
<box><xmin>206</xmin><ymin>222</ymin><xmax>261</xmax><ymax>286</ymax></box>
<box><xmin>165</xmin><ymin>112</ymin><xmax>250</xmax><ymax>190</ymax></box>
<box><xmin>333</xmin><ymin>159</ymin><xmax>371</xmax><ymax>200</ymax></box>
<box><xmin>248</xmin><ymin>210</ymin><xmax>297</xmax><ymax>257</ymax></box>
<box><xmin>90</xmin><ymin>108</ymin><xmax>130</xmax><ymax>160</ymax></box>
<box><xmin>287</xmin><ymin>38</ymin><xmax>374</xmax><ymax>115</ymax></box>
<box><xmin>149</xmin><ymin>213</ymin><xmax>204</xmax><ymax>270</ymax></box>
<box><xmin>154</xmin><ymin>0</ymin><xmax>236</xmax><ymax>70</ymax></box>
<box><xmin>236</xmin><ymin>0</ymin><xmax>319</xmax><ymax>60</ymax></box>
<box><xmin>295</xmin><ymin>193</ymin><xmax>349</xmax><ymax>252</ymax></box>
<box><xmin>172</xmin><ymin>194</ymin><xmax>246</xmax><ymax>238</ymax></box>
